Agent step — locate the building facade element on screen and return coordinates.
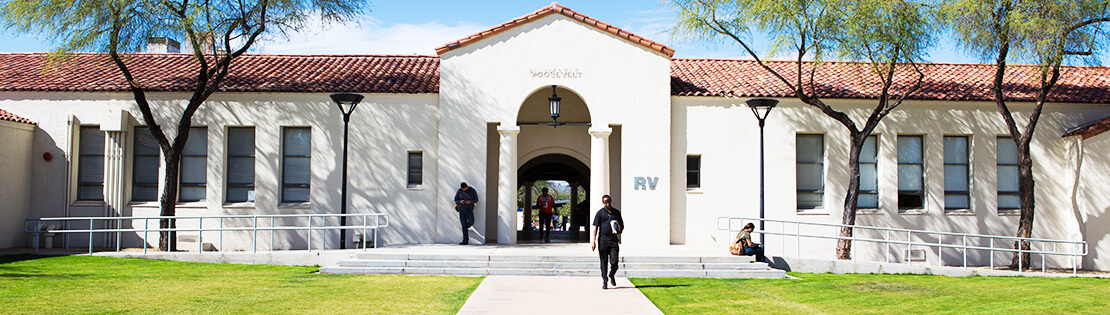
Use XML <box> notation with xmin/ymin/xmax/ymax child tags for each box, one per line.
<box><xmin>2</xmin><ymin>4</ymin><xmax>1109</xmax><ymax>270</ymax></box>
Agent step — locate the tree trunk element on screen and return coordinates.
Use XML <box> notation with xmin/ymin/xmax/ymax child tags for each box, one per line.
<box><xmin>1011</xmin><ymin>148</ymin><xmax>1035</xmax><ymax>269</ymax></box>
<box><xmin>836</xmin><ymin>135</ymin><xmax>865</xmax><ymax>260</ymax></box>
<box><xmin>158</xmin><ymin>153</ymin><xmax>181</xmax><ymax>252</ymax></box>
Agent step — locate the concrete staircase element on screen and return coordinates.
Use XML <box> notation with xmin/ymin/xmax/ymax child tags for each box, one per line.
<box><xmin>320</xmin><ymin>252</ymin><xmax>786</xmax><ymax>278</ymax></box>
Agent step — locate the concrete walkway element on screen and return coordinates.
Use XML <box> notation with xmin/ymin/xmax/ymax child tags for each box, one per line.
<box><xmin>458</xmin><ymin>276</ymin><xmax>663</xmax><ymax>315</ymax></box>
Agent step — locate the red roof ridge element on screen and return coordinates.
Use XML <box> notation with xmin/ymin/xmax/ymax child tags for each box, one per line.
<box><xmin>1063</xmin><ymin>116</ymin><xmax>1110</xmax><ymax>139</ymax></box>
<box><xmin>435</xmin><ymin>2</ymin><xmax>675</xmax><ymax>57</ymax></box>
<box><xmin>0</xmin><ymin>52</ymin><xmax>438</xmax><ymax>59</ymax></box>
<box><xmin>672</xmin><ymin>57</ymin><xmax>1110</xmax><ymax>70</ymax></box>
<box><xmin>0</xmin><ymin>108</ymin><xmax>35</xmax><ymax>125</ymax></box>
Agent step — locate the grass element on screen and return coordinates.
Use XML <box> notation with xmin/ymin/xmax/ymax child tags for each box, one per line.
<box><xmin>632</xmin><ymin>273</ymin><xmax>1110</xmax><ymax>314</ymax></box>
<box><xmin>0</xmin><ymin>255</ymin><xmax>482</xmax><ymax>314</ymax></box>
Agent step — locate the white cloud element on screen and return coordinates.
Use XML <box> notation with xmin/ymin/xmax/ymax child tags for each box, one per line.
<box><xmin>255</xmin><ymin>16</ymin><xmax>488</xmax><ymax>55</ymax></box>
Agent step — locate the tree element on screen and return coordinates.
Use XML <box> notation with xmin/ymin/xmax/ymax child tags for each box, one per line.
<box><xmin>1</xmin><ymin>0</ymin><xmax>366</xmax><ymax>251</ymax></box>
<box><xmin>939</xmin><ymin>0</ymin><xmax>1110</xmax><ymax>269</ymax></box>
<box><xmin>672</xmin><ymin>0</ymin><xmax>935</xmax><ymax>259</ymax></box>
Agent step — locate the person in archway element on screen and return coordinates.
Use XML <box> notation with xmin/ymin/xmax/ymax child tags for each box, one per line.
<box><xmin>454</xmin><ymin>182</ymin><xmax>478</xmax><ymax>245</ymax></box>
<box><xmin>591</xmin><ymin>194</ymin><xmax>624</xmax><ymax>289</ymax></box>
<box><xmin>536</xmin><ymin>187</ymin><xmax>556</xmax><ymax>243</ymax></box>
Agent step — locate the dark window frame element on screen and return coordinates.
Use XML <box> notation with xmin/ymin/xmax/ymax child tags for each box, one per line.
<box><xmin>686</xmin><ymin>155</ymin><xmax>701</xmax><ymax>188</ymax></box>
<box><xmin>226</xmin><ymin>127</ymin><xmax>256</xmax><ymax>203</ymax></box>
<box><xmin>131</xmin><ymin>126</ymin><xmax>160</xmax><ymax>202</ymax></box>
<box><xmin>407</xmin><ymin>151</ymin><xmax>423</xmax><ymax>188</ymax></box>
<box><xmin>943</xmin><ymin>135</ymin><xmax>971</xmax><ymax>210</ymax></box>
<box><xmin>996</xmin><ymin>136</ymin><xmax>1021</xmax><ymax>211</ymax></box>
<box><xmin>281</xmin><ymin>127</ymin><xmax>311</xmax><ymax>203</ymax></box>
<box><xmin>858</xmin><ymin>135</ymin><xmax>879</xmax><ymax>209</ymax></box>
<box><xmin>796</xmin><ymin>134</ymin><xmax>825</xmax><ymax>209</ymax></box>
<box><xmin>898</xmin><ymin>135</ymin><xmax>925</xmax><ymax>210</ymax></box>
<box><xmin>178</xmin><ymin>127</ymin><xmax>207</xmax><ymax>202</ymax></box>
<box><xmin>77</xmin><ymin>126</ymin><xmax>105</xmax><ymax>201</ymax></box>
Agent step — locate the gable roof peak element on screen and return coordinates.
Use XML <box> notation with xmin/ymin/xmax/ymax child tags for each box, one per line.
<box><xmin>435</xmin><ymin>3</ymin><xmax>675</xmax><ymax>57</ymax></box>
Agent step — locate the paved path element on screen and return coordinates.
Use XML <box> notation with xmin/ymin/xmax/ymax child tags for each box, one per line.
<box><xmin>458</xmin><ymin>275</ymin><xmax>663</xmax><ymax>315</ymax></box>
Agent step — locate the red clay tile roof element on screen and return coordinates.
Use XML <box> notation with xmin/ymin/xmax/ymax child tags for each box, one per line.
<box><xmin>1063</xmin><ymin>117</ymin><xmax>1110</xmax><ymax>139</ymax></box>
<box><xmin>435</xmin><ymin>2</ymin><xmax>675</xmax><ymax>57</ymax></box>
<box><xmin>4</xmin><ymin>53</ymin><xmax>1110</xmax><ymax>106</ymax></box>
<box><xmin>0</xmin><ymin>53</ymin><xmax>439</xmax><ymax>94</ymax></box>
<box><xmin>671</xmin><ymin>59</ymin><xmax>1110</xmax><ymax>104</ymax></box>
<box><xmin>0</xmin><ymin>108</ymin><xmax>34</xmax><ymax>125</ymax></box>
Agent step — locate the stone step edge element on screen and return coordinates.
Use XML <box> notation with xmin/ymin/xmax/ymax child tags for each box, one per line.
<box><xmin>320</xmin><ymin>266</ymin><xmax>787</xmax><ymax>278</ymax></box>
<box><xmin>353</xmin><ymin>254</ymin><xmax>755</xmax><ymax>263</ymax></box>
<box><xmin>337</xmin><ymin>260</ymin><xmax>771</xmax><ymax>269</ymax></box>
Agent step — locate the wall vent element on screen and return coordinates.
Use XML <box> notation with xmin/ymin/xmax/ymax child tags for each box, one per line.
<box><xmin>904</xmin><ymin>249</ymin><xmax>927</xmax><ymax>262</ymax></box>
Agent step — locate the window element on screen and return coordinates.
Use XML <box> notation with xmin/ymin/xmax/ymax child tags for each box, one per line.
<box><xmin>944</xmin><ymin>136</ymin><xmax>970</xmax><ymax>210</ymax></box>
<box><xmin>132</xmin><ymin>127</ymin><xmax>159</xmax><ymax>201</ymax></box>
<box><xmin>796</xmin><ymin>134</ymin><xmax>824</xmax><ymax>209</ymax></box>
<box><xmin>858</xmin><ymin>135</ymin><xmax>878</xmax><ymax>209</ymax></box>
<box><xmin>898</xmin><ymin>135</ymin><xmax>924</xmax><ymax>210</ymax></box>
<box><xmin>77</xmin><ymin>126</ymin><xmax>105</xmax><ymax>201</ymax></box>
<box><xmin>226</xmin><ymin>127</ymin><xmax>255</xmax><ymax>203</ymax></box>
<box><xmin>407</xmin><ymin>151</ymin><xmax>423</xmax><ymax>188</ymax></box>
<box><xmin>178</xmin><ymin>127</ymin><xmax>207</xmax><ymax>202</ymax></box>
<box><xmin>282</xmin><ymin>127</ymin><xmax>311</xmax><ymax>203</ymax></box>
<box><xmin>686</xmin><ymin>155</ymin><xmax>701</xmax><ymax>188</ymax></box>
<box><xmin>997</xmin><ymin>137</ymin><xmax>1020</xmax><ymax>212</ymax></box>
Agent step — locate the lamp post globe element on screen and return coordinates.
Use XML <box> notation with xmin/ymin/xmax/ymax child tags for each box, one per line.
<box><xmin>330</xmin><ymin>93</ymin><xmax>364</xmax><ymax>249</ymax></box>
<box><xmin>745</xmin><ymin>98</ymin><xmax>778</xmax><ymax>250</ymax></box>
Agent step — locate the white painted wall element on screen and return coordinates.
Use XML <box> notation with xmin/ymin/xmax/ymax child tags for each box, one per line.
<box><xmin>439</xmin><ymin>14</ymin><xmax>672</xmax><ymax>246</ymax></box>
<box><xmin>678</xmin><ymin>96</ymin><xmax>1110</xmax><ymax>269</ymax></box>
<box><xmin>0</xmin><ymin>92</ymin><xmax>440</xmax><ymax>250</ymax></box>
<box><xmin>1069</xmin><ymin>133</ymin><xmax>1110</xmax><ymax>270</ymax></box>
<box><xmin>0</xmin><ymin>120</ymin><xmax>34</xmax><ymax>248</ymax></box>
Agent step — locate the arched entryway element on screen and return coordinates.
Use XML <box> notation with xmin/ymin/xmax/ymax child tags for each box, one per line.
<box><xmin>516</xmin><ymin>86</ymin><xmax>591</xmax><ymax>243</ymax></box>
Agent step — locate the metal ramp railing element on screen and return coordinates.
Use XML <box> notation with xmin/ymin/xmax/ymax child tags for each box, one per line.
<box><xmin>718</xmin><ymin>216</ymin><xmax>1087</xmax><ymax>275</ymax></box>
<box><xmin>25</xmin><ymin>213</ymin><xmax>389</xmax><ymax>254</ymax></box>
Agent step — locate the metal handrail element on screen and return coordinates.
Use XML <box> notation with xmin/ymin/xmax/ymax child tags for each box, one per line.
<box><xmin>718</xmin><ymin>216</ymin><xmax>1088</xmax><ymax>275</ymax></box>
<box><xmin>25</xmin><ymin>213</ymin><xmax>390</xmax><ymax>255</ymax></box>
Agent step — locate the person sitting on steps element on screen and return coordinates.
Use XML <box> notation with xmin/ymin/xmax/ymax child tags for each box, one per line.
<box><xmin>734</xmin><ymin>222</ymin><xmax>766</xmax><ymax>262</ymax></box>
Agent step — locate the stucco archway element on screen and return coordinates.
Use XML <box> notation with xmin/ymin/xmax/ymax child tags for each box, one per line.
<box><xmin>515</xmin><ymin>86</ymin><xmax>592</xmax><ymax>242</ymax></box>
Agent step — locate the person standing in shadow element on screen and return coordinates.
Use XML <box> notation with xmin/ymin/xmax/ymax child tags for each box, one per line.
<box><xmin>536</xmin><ymin>187</ymin><xmax>556</xmax><ymax>243</ymax></box>
<box><xmin>454</xmin><ymin>182</ymin><xmax>478</xmax><ymax>245</ymax></box>
<box><xmin>591</xmin><ymin>195</ymin><xmax>624</xmax><ymax>289</ymax></box>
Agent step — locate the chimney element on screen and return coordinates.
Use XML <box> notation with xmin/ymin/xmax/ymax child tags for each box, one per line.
<box><xmin>146</xmin><ymin>37</ymin><xmax>181</xmax><ymax>53</ymax></box>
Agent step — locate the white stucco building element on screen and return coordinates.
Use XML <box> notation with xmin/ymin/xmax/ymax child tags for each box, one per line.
<box><xmin>2</xmin><ymin>4</ymin><xmax>1109</xmax><ymax>270</ymax></box>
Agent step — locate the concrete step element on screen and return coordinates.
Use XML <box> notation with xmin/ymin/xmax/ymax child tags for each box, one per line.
<box><xmin>319</xmin><ymin>266</ymin><xmax>786</xmax><ymax>278</ymax></box>
<box><xmin>354</xmin><ymin>253</ymin><xmax>757</xmax><ymax>264</ymax></box>
<box><xmin>337</xmin><ymin>259</ymin><xmax>770</xmax><ymax>270</ymax></box>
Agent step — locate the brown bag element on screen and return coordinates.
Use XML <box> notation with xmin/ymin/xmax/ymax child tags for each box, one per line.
<box><xmin>729</xmin><ymin>240</ymin><xmax>744</xmax><ymax>256</ymax></box>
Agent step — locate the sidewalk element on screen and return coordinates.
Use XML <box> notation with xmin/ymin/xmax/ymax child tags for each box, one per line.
<box><xmin>457</xmin><ymin>276</ymin><xmax>663</xmax><ymax>315</ymax></box>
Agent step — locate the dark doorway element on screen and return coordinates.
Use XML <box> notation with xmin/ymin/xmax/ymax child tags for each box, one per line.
<box><xmin>517</xmin><ymin>154</ymin><xmax>590</xmax><ymax>243</ymax></box>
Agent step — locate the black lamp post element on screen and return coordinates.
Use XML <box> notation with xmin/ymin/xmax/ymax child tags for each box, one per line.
<box><xmin>330</xmin><ymin>93</ymin><xmax>364</xmax><ymax>250</ymax></box>
<box><xmin>746</xmin><ymin>98</ymin><xmax>778</xmax><ymax>247</ymax></box>
<box><xmin>548</xmin><ymin>85</ymin><xmax>561</xmax><ymax>127</ymax></box>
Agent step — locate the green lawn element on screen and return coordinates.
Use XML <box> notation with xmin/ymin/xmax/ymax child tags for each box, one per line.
<box><xmin>0</xmin><ymin>255</ymin><xmax>482</xmax><ymax>314</ymax></box>
<box><xmin>632</xmin><ymin>273</ymin><xmax>1110</xmax><ymax>314</ymax></box>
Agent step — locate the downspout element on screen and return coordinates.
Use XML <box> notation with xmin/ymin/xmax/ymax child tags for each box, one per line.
<box><xmin>64</xmin><ymin>115</ymin><xmax>74</xmax><ymax>218</ymax></box>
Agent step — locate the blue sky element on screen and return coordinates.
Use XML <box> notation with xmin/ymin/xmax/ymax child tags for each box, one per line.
<box><xmin>0</xmin><ymin>0</ymin><xmax>1076</xmax><ymax>65</ymax></box>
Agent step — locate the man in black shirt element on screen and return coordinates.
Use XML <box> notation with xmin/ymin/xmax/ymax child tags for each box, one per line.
<box><xmin>454</xmin><ymin>182</ymin><xmax>478</xmax><ymax>245</ymax></box>
<box><xmin>591</xmin><ymin>195</ymin><xmax>624</xmax><ymax>289</ymax></box>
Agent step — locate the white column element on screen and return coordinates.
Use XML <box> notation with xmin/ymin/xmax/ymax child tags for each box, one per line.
<box><xmin>497</xmin><ymin>126</ymin><xmax>520</xmax><ymax>244</ymax></box>
<box><xmin>589</xmin><ymin>126</ymin><xmax>612</xmax><ymax>229</ymax></box>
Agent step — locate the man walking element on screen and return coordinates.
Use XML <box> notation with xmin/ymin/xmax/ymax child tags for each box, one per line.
<box><xmin>536</xmin><ymin>187</ymin><xmax>556</xmax><ymax>243</ymax></box>
<box><xmin>591</xmin><ymin>195</ymin><xmax>624</xmax><ymax>289</ymax></box>
<box><xmin>454</xmin><ymin>182</ymin><xmax>478</xmax><ymax>245</ymax></box>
